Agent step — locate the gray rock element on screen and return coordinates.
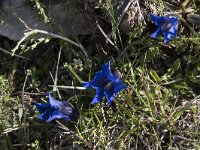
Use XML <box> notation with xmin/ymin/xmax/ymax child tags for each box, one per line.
<box><xmin>0</xmin><ymin>0</ymin><xmax>94</xmax><ymax>41</ymax></box>
<box><xmin>112</xmin><ymin>0</ymin><xmax>146</xmax><ymax>33</ymax></box>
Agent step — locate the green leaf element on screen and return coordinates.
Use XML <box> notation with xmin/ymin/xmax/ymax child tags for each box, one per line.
<box><xmin>162</xmin><ymin>59</ymin><xmax>181</xmax><ymax>80</ymax></box>
<box><xmin>174</xmin><ymin>82</ymin><xmax>188</xmax><ymax>89</ymax></box>
<box><xmin>149</xmin><ymin>70</ymin><xmax>162</xmax><ymax>82</ymax></box>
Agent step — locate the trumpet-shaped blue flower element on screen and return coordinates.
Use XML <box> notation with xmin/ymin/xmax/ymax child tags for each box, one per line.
<box><xmin>34</xmin><ymin>93</ymin><xmax>73</xmax><ymax>122</ymax></box>
<box><xmin>150</xmin><ymin>14</ymin><xmax>178</xmax><ymax>43</ymax></box>
<box><xmin>83</xmin><ymin>61</ymin><xmax>126</xmax><ymax>105</ymax></box>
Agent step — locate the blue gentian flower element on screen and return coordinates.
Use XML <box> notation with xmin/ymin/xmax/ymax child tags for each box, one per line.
<box><xmin>83</xmin><ymin>61</ymin><xmax>126</xmax><ymax>105</ymax></box>
<box><xmin>34</xmin><ymin>93</ymin><xmax>73</xmax><ymax>122</ymax></box>
<box><xmin>150</xmin><ymin>14</ymin><xmax>178</xmax><ymax>43</ymax></box>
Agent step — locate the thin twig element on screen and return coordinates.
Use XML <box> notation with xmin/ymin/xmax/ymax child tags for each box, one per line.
<box><xmin>21</xmin><ymin>74</ymin><xmax>28</xmax><ymax>108</ymax></box>
<box><xmin>160</xmin><ymin>78</ymin><xmax>183</xmax><ymax>85</ymax></box>
<box><xmin>96</xmin><ymin>21</ymin><xmax>119</xmax><ymax>51</ymax></box>
<box><xmin>53</xmin><ymin>47</ymin><xmax>61</xmax><ymax>92</ymax></box>
<box><xmin>0</xmin><ymin>47</ymin><xmax>29</xmax><ymax>60</ymax></box>
<box><xmin>49</xmin><ymin>85</ymin><xmax>86</xmax><ymax>90</ymax></box>
<box><xmin>12</xmin><ymin>91</ymin><xmax>45</xmax><ymax>96</ymax></box>
<box><xmin>117</xmin><ymin>1</ymin><xmax>133</xmax><ymax>28</ymax></box>
<box><xmin>18</xmin><ymin>73</ymin><xmax>28</xmax><ymax>124</ymax></box>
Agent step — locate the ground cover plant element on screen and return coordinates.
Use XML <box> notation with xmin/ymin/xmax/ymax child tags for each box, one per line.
<box><xmin>0</xmin><ymin>0</ymin><xmax>200</xmax><ymax>149</ymax></box>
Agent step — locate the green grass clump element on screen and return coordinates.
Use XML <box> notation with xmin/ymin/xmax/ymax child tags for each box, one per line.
<box><xmin>0</xmin><ymin>75</ymin><xmax>20</xmax><ymax>149</ymax></box>
<box><xmin>0</xmin><ymin>76</ymin><xmax>19</xmax><ymax>131</ymax></box>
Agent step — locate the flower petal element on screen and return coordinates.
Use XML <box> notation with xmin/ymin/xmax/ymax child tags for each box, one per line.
<box><xmin>37</xmin><ymin>107</ymin><xmax>56</xmax><ymax>121</ymax></box>
<box><xmin>164</xmin><ymin>33</ymin><xmax>172</xmax><ymax>43</ymax></box>
<box><xmin>104</xmin><ymin>91</ymin><xmax>115</xmax><ymax>106</ymax></box>
<box><xmin>150</xmin><ymin>14</ymin><xmax>165</xmax><ymax>26</ymax></box>
<box><xmin>91</xmin><ymin>88</ymin><xmax>104</xmax><ymax>104</ymax></box>
<box><xmin>63</xmin><ymin>115</ymin><xmax>72</xmax><ymax>122</ymax></box>
<box><xmin>46</xmin><ymin>113</ymin><xmax>64</xmax><ymax>122</ymax></box>
<box><xmin>34</xmin><ymin>102</ymin><xmax>50</xmax><ymax>114</ymax></box>
<box><xmin>48</xmin><ymin>93</ymin><xmax>61</xmax><ymax>107</ymax></box>
<box><xmin>151</xmin><ymin>28</ymin><xmax>163</xmax><ymax>38</ymax></box>
<box><xmin>168</xmin><ymin>25</ymin><xmax>178</xmax><ymax>37</ymax></box>
<box><xmin>59</xmin><ymin>103</ymin><xmax>73</xmax><ymax>116</ymax></box>
<box><xmin>168</xmin><ymin>26</ymin><xmax>175</xmax><ymax>34</ymax></box>
<box><xmin>38</xmin><ymin>111</ymin><xmax>51</xmax><ymax>121</ymax></box>
<box><xmin>82</xmin><ymin>81</ymin><xmax>91</xmax><ymax>88</ymax></box>
<box><xmin>169</xmin><ymin>17</ymin><xmax>178</xmax><ymax>35</ymax></box>
<box><xmin>86</xmin><ymin>69</ymin><xmax>108</xmax><ymax>87</ymax></box>
<box><xmin>102</xmin><ymin>61</ymin><xmax>120</xmax><ymax>82</ymax></box>
<box><xmin>113</xmin><ymin>80</ymin><xmax>127</xmax><ymax>93</ymax></box>
<box><xmin>38</xmin><ymin>109</ymin><xmax>63</xmax><ymax>122</ymax></box>
<box><xmin>47</xmin><ymin>109</ymin><xmax>70</xmax><ymax>122</ymax></box>
<box><xmin>170</xmin><ymin>17</ymin><xmax>178</xmax><ymax>26</ymax></box>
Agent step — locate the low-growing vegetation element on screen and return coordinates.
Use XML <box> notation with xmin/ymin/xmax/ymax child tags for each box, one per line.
<box><xmin>0</xmin><ymin>0</ymin><xmax>200</xmax><ymax>149</ymax></box>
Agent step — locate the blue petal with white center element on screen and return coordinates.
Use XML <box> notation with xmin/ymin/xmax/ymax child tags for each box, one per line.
<box><xmin>34</xmin><ymin>93</ymin><xmax>73</xmax><ymax>122</ymax></box>
<box><xmin>83</xmin><ymin>61</ymin><xmax>127</xmax><ymax>105</ymax></box>
<box><xmin>150</xmin><ymin>14</ymin><xmax>178</xmax><ymax>43</ymax></box>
